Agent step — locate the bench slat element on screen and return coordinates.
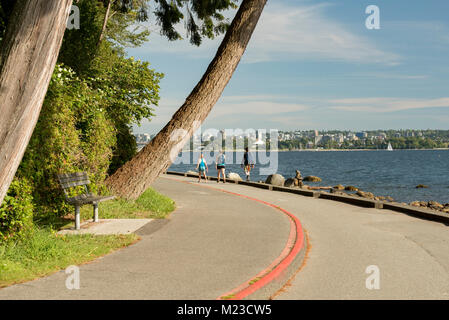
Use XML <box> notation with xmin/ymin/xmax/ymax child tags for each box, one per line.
<box><xmin>58</xmin><ymin>172</ymin><xmax>90</xmax><ymax>189</ymax></box>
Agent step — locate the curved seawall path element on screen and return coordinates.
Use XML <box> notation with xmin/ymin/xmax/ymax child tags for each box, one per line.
<box><xmin>0</xmin><ymin>176</ymin><xmax>300</xmax><ymax>299</ymax></box>
<box><xmin>170</xmin><ymin>174</ymin><xmax>449</xmax><ymax>299</ymax></box>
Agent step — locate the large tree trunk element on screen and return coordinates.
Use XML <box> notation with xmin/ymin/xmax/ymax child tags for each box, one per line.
<box><xmin>0</xmin><ymin>0</ymin><xmax>73</xmax><ymax>205</ymax></box>
<box><xmin>106</xmin><ymin>0</ymin><xmax>267</xmax><ymax>199</ymax></box>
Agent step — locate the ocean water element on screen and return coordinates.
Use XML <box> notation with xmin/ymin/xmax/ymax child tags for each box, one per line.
<box><xmin>169</xmin><ymin>150</ymin><xmax>449</xmax><ymax>204</ymax></box>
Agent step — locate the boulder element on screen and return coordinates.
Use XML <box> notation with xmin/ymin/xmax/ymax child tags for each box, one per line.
<box><xmin>428</xmin><ymin>201</ymin><xmax>444</xmax><ymax>209</ymax></box>
<box><xmin>303</xmin><ymin>176</ymin><xmax>322</xmax><ymax>182</ymax></box>
<box><xmin>186</xmin><ymin>170</ymin><xmax>198</xmax><ymax>175</ymax></box>
<box><xmin>227</xmin><ymin>172</ymin><xmax>243</xmax><ymax>181</ymax></box>
<box><xmin>284</xmin><ymin>178</ymin><xmax>297</xmax><ymax>188</ymax></box>
<box><xmin>345</xmin><ymin>186</ymin><xmax>358</xmax><ymax>191</ymax></box>
<box><xmin>333</xmin><ymin>184</ymin><xmax>345</xmax><ymax>191</ymax></box>
<box><xmin>265</xmin><ymin>174</ymin><xmax>285</xmax><ymax>187</ymax></box>
<box><xmin>386</xmin><ymin>196</ymin><xmax>394</xmax><ymax>202</ymax></box>
<box><xmin>356</xmin><ymin>190</ymin><xmax>375</xmax><ymax>199</ymax></box>
<box><xmin>410</xmin><ymin>201</ymin><xmax>421</xmax><ymax>207</ymax></box>
<box><xmin>416</xmin><ymin>184</ymin><xmax>429</xmax><ymax>189</ymax></box>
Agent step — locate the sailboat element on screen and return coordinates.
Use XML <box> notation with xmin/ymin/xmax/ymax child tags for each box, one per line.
<box><xmin>387</xmin><ymin>142</ymin><xmax>393</xmax><ymax>151</ymax></box>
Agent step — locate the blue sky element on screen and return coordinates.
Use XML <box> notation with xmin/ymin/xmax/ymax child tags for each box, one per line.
<box><xmin>127</xmin><ymin>0</ymin><xmax>449</xmax><ymax>134</ymax></box>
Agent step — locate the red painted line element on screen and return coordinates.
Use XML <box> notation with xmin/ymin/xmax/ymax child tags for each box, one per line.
<box><xmin>163</xmin><ymin>176</ymin><xmax>305</xmax><ymax>300</ymax></box>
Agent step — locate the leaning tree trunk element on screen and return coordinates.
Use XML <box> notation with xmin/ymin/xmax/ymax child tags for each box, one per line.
<box><xmin>106</xmin><ymin>0</ymin><xmax>267</xmax><ymax>199</ymax></box>
<box><xmin>0</xmin><ymin>0</ymin><xmax>73</xmax><ymax>205</ymax></box>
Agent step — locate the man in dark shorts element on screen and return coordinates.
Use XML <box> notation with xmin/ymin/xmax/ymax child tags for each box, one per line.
<box><xmin>242</xmin><ymin>147</ymin><xmax>255</xmax><ymax>181</ymax></box>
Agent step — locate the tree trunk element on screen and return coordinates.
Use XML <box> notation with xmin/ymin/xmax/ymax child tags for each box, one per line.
<box><xmin>97</xmin><ymin>0</ymin><xmax>112</xmax><ymax>47</ymax></box>
<box><xmin>0</xmin><ymin>0</ymin><xmax>73</xmax><ymax>205</ymax></box>
<box><xmin>106</xmin><ymin>0</ymin><xmax>267</xmax><ymax>199</ymax></box>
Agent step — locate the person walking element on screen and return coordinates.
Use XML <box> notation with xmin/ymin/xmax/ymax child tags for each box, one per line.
<box><xmin>196</xmin><ymin>153</ymin><xmax>208</xmax><ymax>183</ymax></box>
<box><xmin>216</xmin><ymin>150</ymin><xmax>226</xmax><ymax>183</ymax></box>
<box><xmin>241</xmin><ymin>147</ymin><xmax>255</xmax><ymax>181</ymax></box>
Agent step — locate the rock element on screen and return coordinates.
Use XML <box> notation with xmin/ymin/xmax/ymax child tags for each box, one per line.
<box><xmin>377</xmin><ymin>196</ymin><xmax>386</xmax><ymax>201</ymax></box>
<box><xmin>186</xmin><ymin>170</ymin><xmax>198</xmax><ymax>175</ymax></box>
<box><xmin>227</xmin><ymin>172</ymin><xmax>243</xmax><ymax>181</ymax></box>
<box><xmin>386</xmin><ymin>196</ymin><xmax>394</xmax><ymax>202</ymax></box>
<box><xmin>265</xmin><ymin>174</ymin><xmax>285</xmax><ymax>187</ymax></box>
<box><xmin>416</xmin><ymin>184</ymin><xmax>429</xmax><ymax>189</ymax></box>
<box><xmin>345</xmin><ymin>186</ymin><xmax>358</xmax><ymax>191</ymax></box>
<box><xmin>428</xmin><ymin>201</ymin><xmax>444</xmax><ymax>209</ymax></box>
<box><xmin>356</xmin><ymin>190</ymin><xmax>375</xmax><ymax>199</ymax></box>
<box><xmin>410</xmin><ymin>201</ymin><xmax>421</xmax><ymax>207</ymax></box>
<box><xmin>333</xmin><ymin>184</ymin><xmax>345</xmax><ymax>190</ymax></box>
<box><xmin>443</xmin><ymin>208</ymin><xmax>449</xmax><ymax>213</ymax></box>
<box><xmin>284</xmin><ymin>178</ymin><xmax>297</xmax><ymax>188</ymax></box>
<box><xmin>303</xmin><ymin>176</ymin><xmax>322</xmax><ymax>182</ymax></box>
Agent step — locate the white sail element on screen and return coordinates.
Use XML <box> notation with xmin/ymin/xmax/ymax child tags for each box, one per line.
<box><xmin>387</xmin><ymin>143</ymin><xmax>393</xmax><ymax>151</ymax></box>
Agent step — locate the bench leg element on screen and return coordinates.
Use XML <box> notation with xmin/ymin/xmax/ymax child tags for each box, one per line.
<box><xmin>93</xmin><ymin>204</ymin><xmax>99</xmax><ymax>222</ymax></box>
<box><xmin>75</xmin><ymin>205</ymin><xmax>81</xmax><ymax>230</ymax></box>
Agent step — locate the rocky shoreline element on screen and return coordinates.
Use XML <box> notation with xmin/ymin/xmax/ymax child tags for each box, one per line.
<box><xmin>185</xmin><ymin>169</ymin><xmax>449</xmax><ymax>215</ymax></box>
<box><xmin>222</xmin><ymin>170</ymin><xmax>449</xmax><ymax>216</ymax></box>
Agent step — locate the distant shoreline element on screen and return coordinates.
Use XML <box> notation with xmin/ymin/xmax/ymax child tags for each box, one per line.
<box><xmin>174</xmin><ymin>148</ymin><xmax>449</xmax><ymax>152</ymax></box>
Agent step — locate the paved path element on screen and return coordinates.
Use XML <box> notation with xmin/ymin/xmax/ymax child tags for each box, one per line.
<box><xmin>0</xmin><ymin>176</ymin><xmax>291</xmax><ymax>300</ymax></box>
<box><xmin>2</xmin><ymin>174</ymin><xmax>449</xmax><ymax>299</ymax></box>
<box><xmin>169</xmin><ymin>175</ymin><xmax>449</xmax><ymax>299</ymax></box>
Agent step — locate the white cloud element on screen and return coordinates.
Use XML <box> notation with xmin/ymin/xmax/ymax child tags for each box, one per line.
<box><xmin>244</xmin><ymin>2</ymin><xmax>400</xmax><ymax>64</ymax></box>
<box><xmin>330</xmin><ymin>97</ymin><xmax>449</xmax><ymax>113</ymax></box>
<box><xmin>130</xmin><ymin>1</ymin><xmax>400</xmax><ymax>65</ymax></box>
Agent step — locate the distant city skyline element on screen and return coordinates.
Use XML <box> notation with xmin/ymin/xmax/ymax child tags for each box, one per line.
<box><xmin>128</xmin><ymin>0</ymin><xmax>449</xmax><ymax>135</ymax></box>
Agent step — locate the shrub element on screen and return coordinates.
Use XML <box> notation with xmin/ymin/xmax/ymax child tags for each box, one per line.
<box><xmin>0</xmin><ymin>179</ymin><xmax>34</xmax><ymax>241</ymax></box>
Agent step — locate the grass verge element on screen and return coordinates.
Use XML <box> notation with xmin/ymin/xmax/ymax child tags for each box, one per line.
<box><xmin>49</xmin><ymin>187</ymin><xmax>176</xmax><ymax>230</ymax></box>
<box><xmin>0</xmin><ymin>228</ymin><xmax>138</xmax><ymax>288</ymax></box>
<box><xmin>85</xmin><ymin>187</ymin><xmax>176</xmax><ymax>220</ymax></box>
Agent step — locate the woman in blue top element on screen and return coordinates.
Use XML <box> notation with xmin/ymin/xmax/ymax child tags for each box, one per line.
<box><xmin>216</xmin><ymin>150</ymin><xmax>226</xmax><ymax>183</ymax></box>
<box><xmin>196</xmin><ymin>153</ymin><xmax>208</xmax><ymax>183</ymax></box>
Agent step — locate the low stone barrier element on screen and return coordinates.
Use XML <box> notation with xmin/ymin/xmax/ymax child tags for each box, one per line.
<box><xmin>165</xmin><ymin>171</ymin><xmax>449</xmax><ymax>224</ymax></box>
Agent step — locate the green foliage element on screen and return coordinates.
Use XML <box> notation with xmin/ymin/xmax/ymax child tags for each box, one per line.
<box><xmin>59</xmin><ymin>0</ymin><xmax>104</xmax><ymax>74</ymax></box>
<box><xmin>18</xmin><ymin>64</ymin><xmax>115</xmax><ymax>221</ymax></box>
<box><xmin>154</xmin><ymin>0</ymin><xmax>238</xmax><ymax>45</ymax></box>
<box><xmin>0</xmin><ymin>179</ymin><xmax>34</xmax><ymax>241</ymax></box>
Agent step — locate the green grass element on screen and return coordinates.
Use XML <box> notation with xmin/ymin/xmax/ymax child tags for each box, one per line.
<box><xmin>0</xmin><ymin>228</ymin><xmax>138</xmax><ymax>288</ymax></box>
<box><xmin>0</xmin><ymin>188</ymin><xmax>175</xmax><ymax>287</ymax></box>
<box><xmin>50</xmin><ymin>187</ymin><xmax>176</xmax><ymax>230</ymax></box>
<box><xmin>82</xmin><ymin>187</ymin><xmax>175</xmax><ymax>220</ymax></box>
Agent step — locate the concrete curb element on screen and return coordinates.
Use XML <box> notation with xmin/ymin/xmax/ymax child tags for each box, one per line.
<box><xmin>165</xmin><ymin>171</ymin><xmax>449</xmax><ymax>225</ymax></box>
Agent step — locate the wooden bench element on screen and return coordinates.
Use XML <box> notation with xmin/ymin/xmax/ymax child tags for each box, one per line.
<box><xmin>58</xmin><ymin>172</ymin><xmax>116</xmax><ymax>230</ymax></box>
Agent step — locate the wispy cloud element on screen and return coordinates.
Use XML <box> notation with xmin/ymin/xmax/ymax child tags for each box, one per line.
<box><xmin>130</xmin><ymin>2</ymin><xmax>400</xmax><ymax>65</ymax></box>
<box><xmin>241</xmin><ymin>2</ymin><xmax>400</xmax><ymax>65</ymax></box>
<box><xmin>330</xmin><ymin>97</ymin><xmax>449</xmax><ymax>112</ymax></box>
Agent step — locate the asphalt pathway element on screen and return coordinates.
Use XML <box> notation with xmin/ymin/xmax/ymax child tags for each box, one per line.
<box><xmin>0</xmin><ymin>176</ymin><xmax>290</xmax><ymax>300</ymax></box>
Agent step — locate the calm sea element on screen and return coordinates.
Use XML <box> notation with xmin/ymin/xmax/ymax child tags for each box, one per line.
<box><xmin>169</xmin><ymin>150</ymin><xmax>449</xmax><ymax>204</ymax></box>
